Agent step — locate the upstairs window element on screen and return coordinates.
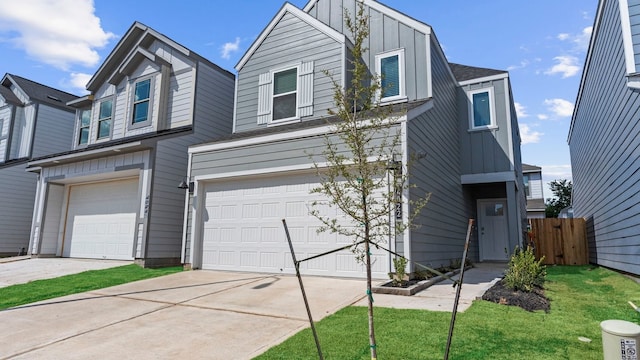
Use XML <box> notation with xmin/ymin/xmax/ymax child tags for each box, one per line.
<box><xmin>468</xmin><ymin>88</ymin><xmax>496</xmax><ymax>130</ymax></box>
<box><xmin>523</xmin><ymin>174</ymin><xmax>531</xmax><ymax>197</ymax></box>
<box><xmin>97</xmin><ymin>99</ymin><xmax>113</xmax><ymax>139</ymax></box>
<box><xmin>78</xmin><ymin>109</ymin><xmax>91</xmax><ymax>145</ymax></box>
<box><xmin>132</xmin><ymin>78</ymin><xmax>151</xmax><ymax>125</ymax></box>
<box><xmin>375</xmin><ymin>49</ymin><xmax>406</xmax><ymax>102</ymax></box>
<box><xmin>272</xmin><ymin>67</ymin><xmax>298</xmax><ymax>121</ymax></box>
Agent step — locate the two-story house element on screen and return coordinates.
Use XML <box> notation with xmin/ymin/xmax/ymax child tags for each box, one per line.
<box><xmin>181</xmin><ymin>0</ymin><xmax>525</xmax><ymax>278</ymax></box>
<box><xmin>0</xmin><ymin>74</ymin><xmax>77</xmax><ymax>256</ymax></box>
<box><xmin>25</xmin><ymin>22</ymin><xmax>234</xmax><ymax>267</ymax></box>
<box><xmin>569</xmin><ymin>0</ymin><xmax>640</xmax><ymax>275</ymax></box>
<box><xmin>522</xmin><ymin>163</ymin><xmax>545</xmax><ymax>218</ymax></box>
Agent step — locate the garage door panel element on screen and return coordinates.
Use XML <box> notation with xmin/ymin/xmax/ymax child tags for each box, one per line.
<box><xmin>200</xmin><ymin>172</ymin><xmax>389</xmax><ymax>278</ymax></box>
<box><xmin>64</xmin><ymin>179</ymin><xmax>138</xmax><ymax>260</ymax></box>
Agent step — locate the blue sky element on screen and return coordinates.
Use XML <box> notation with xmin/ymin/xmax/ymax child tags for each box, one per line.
<box><xmin>0</xmin><ymin>0</ymin><xmax>597</xmax><ymax>198</ymax></box>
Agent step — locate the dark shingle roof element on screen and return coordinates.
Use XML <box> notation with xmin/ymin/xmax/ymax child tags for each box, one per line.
<box><xmin>526</xmin><ymin>198</ymin><xmax>546</xmax><ymax>211</ymax></box>
<box><xmin>522</xmin><ymin>163</ymin><xmax>542</xmax><ymax>172</ymax></box>
<box><xmin>449</xmin><ymin>63</ymin><xmax>507</xmax><ymax>82</ymax></box>
<box><xmin>0</xmin><ymin>85</ymin><xmax>22</xmax><ymax>105</ymax></box>
<box><xmin>4</xmin><ymin>74</ymin><xmax>78</xmax><ymax>109</ymax></box>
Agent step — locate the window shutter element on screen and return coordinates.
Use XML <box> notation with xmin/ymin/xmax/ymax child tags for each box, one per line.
<box><xmin>298</xmin><ymin>61</ymin><xmax>314</xmax><ymax>117</ymax></box>
<box><xmin>257</xmin><ymin>72</ymin><xmax>272</xmax><ymax>125</ymax></box>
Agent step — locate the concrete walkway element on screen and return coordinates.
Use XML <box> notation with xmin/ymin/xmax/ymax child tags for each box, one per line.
<box><xmin>0</xmin><ymin>257</ymin><xmax>132</xmax><ymax>288</ymax></box>
<box><xmin>0</xmin><ymin>262</ymin><xmax>504</xmax><ymax>359</ymax></box>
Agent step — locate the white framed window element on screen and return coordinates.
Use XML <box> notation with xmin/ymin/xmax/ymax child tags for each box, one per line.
<box><xmin>257</xmin><ymin>61</ymin><xmax>314</xmax><ymax>126</ymax></box>
<box><xmin>523</xmin><ymin>174</ymin><xmax>531</xmax><ymax>197</ymax></box>
<box><xmin>130</xmin><ymin>77</ymin><xmax>153</xmax><ymax>129</ymax></box>
<box><xmin>97</xmin><ymin>98</ymin><xmax>113</xmax><ymax>140</ymax></box>
<box><xmin>77</xmin><ymin>109</ymin><xmax>91</xmax><ymax>146</ymax></box>
<box><xmin>375</xmin><ymin>49</ymin><xmax>406</xmax><ymax>102</ymax></box>
<box><xmin>272</xmin><ymin>66</ymin><xmax>298</xmax><ymax>122</ymax></box>
<box><xmin>467</xmin><ymin>88</ymin><xmax>496</xmax><ymax>130</ymax></box>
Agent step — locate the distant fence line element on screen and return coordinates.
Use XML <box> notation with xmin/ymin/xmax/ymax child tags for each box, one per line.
<box><xmin>528</xmin><ymin>218</ymin><xmax>589</xmax><ymax>265</ymax></box>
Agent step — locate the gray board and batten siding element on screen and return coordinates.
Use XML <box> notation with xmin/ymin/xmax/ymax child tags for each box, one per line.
<box><xmin>406</xmin><ymin>40</ymin><xmax>477</xmax><ymax>267</ymax></box>
<box><xmin>307</xmin><ymin>0</ymin><xmax>430</xmax><ymax>102</ymax></box>
<box><xmin>31</xmin><ymin>104</ymin><xmax>76</xmax><ymax>158</ymax></box>
<box><xmin>0</xmin><ymin>163</ymin><xmax>37</xmax><ymax>255</ymax></box>
<box><xmin>570</xmin><ymin>0</ymin><xmax>640</xmax><ymax>275</ymax></box>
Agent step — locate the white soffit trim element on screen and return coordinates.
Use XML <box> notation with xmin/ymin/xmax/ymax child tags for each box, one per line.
<box><xmin>461</xmin><ymin>171</ymin><xmax>516</xmax><ymax>184</ymax></box>
<box><xmin>27</xmin><ymin>141</ymin><xmax>144</xmax><ymax>167</ymax></box>
<box><xmin>458</xmin><ymin>73</ymin><xmax>508</xmax><ymax>86</ymax></box>
<box><xmin>619</xmin><ymin>0</ymin><xmax>637</xmax><ymax>75</ymax></box>
<box><xmin>236</xmin><ymin>3</ymin><xmax>346</xmax><ymax>71</ymax></box>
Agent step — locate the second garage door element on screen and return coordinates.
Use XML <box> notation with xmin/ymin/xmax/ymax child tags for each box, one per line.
<box><xmin>200</xmin><ymin>172</ymin><xmax>390</xmax><ymax>278</ymax></box>
<box><xmin>63</xmin><ymin>178</ymin><xmax>139</xmax><ymax>260</ymax></box>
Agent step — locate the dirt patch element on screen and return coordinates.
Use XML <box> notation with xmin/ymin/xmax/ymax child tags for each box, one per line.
<box><xmin>482</xmin><ymin>279</ymin><xmax>550</xmax><ymax>312</ymax></box>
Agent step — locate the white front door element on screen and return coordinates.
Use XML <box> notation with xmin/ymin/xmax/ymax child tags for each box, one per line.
<box><xmin>478</xmin><ymin>199</ymin><xmax>509</xmax><ymax>261</ymax></box>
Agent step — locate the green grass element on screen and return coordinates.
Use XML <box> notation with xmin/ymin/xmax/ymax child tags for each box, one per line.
<box><xmin>0</xmin><ymin>264</ymin><xmax>182</xmax><ymax>310</ymax></box>
<box><xmin>255</xmin><ymin>266</ymin><xmax>640</xmax><ymax>360</ymax></box>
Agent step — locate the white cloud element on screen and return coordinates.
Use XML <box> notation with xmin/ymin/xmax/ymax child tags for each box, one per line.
<box><xmin>557</xmin><ymin>33</ymin><xmax>570</xmax><ymax>41</ymax></box>
<box><xmin>220</xmin><ymin>37</ymin><xmax>241</xmax><ymax>60</ymax></box>
<box><xmin>507</xmin><ymin>60</ymin><xmax>530</xmax><ymax>71</ymax></box>
<box><xmin>545</xmin><ymin>55</ymin><xmax>580</xmax><ymax>78</ymax></box>
<box><xmin>537</xmin><ymin>114</ymin><xmax>549</xmax><ymax>120</ymax></box>
<box><xmin>69</xmin><ymin>72</ymin><xmax>92</xmax><ymax>93</ymax></box>
<box><xmin>515</xmin><ymin>102</ymin><xmax>528</xmax><ymax>118</ymax></box>
<box><xmin>544</xmin><ymin>98</ymin><xmax>575</xmax><ymax>117</ymax></box>
<box><xmin>556</xmin><ymin>26</ymin><xmax>593</xmax><ymax>53</ymax></box>
<box><xmin>519</xmin><ymin>123</ymin><xmax>543</xmax><ymax>144</ymax></box>
<box><xmin>0</xmin><ymin>0</ymin><xmax>114</xmax><ymax>70</ymax></box>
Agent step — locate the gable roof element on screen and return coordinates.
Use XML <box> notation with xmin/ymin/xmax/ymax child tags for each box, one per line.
<box><xmin>235</xmin><ymin>3</ymin><xmax>346</xmax><ymax>71</ymax></box>
<box><xmin>1</xmin><ymin>74</ymin><xmax>78</xmax><ymax>109</ymax></box>
<box><xmin>522</xmin><ymin>163</ymin><xmax>542</xmax><ymax>172</ymax></box>
<box><xmin>86</xmin><ymin>21</ymin><xmax>233</xmax><ymax>92</ymax></box>
<box><xmin>449</xmin><ymin>63</ymin><xmax>507</xmax><ymax>83</ymax></box>
<box><xmin>0</xmin><ymin>83</ymin><xmax>22</xmax><ymax>105</ymax></box>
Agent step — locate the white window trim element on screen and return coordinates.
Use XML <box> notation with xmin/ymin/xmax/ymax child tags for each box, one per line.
<box><xmin>375</xmin><ymin>48</ymin><xmax>407</xmax><ymax>103</ymax></box>
<box><xmin>269</xmin><ymin>64</ymin><xmax>300</xmax><ymax>125</ymax></box>
<box><xmin>467</xmin><ymin>87</ymin><xmax>497</xmax><ymax>131</ymax></box>
<box><xmin>96</xmin><ymin>97</ymin><xmax>115</xmax><ymax>141</ymax></box>
<box><xmin>128</xmin><ymin>75</ymin><xmax>155</xmax><ymax>131</ymax></box>
<box><xmin>75</xmin><ymin>108</ymin><xmax>92</xmax><ymax>148</ymax></box>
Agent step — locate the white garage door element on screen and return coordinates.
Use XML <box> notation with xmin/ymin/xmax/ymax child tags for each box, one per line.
<box><xmin>200</xmin><ymin>172</ymin><xmax>389</xmax><ymax>278</ymax></box>
<box><xmin>63</xmin><ymin>178</ymin><xmax>139</xmax><ymax>260</ymax></box>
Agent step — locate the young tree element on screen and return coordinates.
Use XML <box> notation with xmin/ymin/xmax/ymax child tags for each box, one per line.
<box><xmin>545</xmin><ymin>179</ymin><xmax>572</xmax><ymax>218</ymax></box>
<box><xmin>309</xmin><ymin>2</ymin><xmax>429</xmax><ymax>358</ymax></box>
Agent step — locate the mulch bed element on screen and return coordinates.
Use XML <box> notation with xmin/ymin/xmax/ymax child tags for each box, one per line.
<box><xmin>482</xmin><ymin>279</ymin><xmax>550</xmax><ymax>312</ymax></box>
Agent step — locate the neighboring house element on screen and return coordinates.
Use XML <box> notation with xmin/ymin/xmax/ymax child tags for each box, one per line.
<box><xmin>568</xmin><ymin>0</ymin><xmax>640</xmax><ymax>275</ymax></box>
<box><xmin>182</xmin><ymin>0</ymin><xmax>526</xmax><ymax>278</ymax></box>
<box><xmin>522</xmin><ymin>163</ymin><xmax>545</xmax><ymax>218</ymax></box>
<box><xmin>0</xmin><ymin>74</ymin><xmax>77</xmax><ymax>256</ymax></box>
<box><xmin>25</xmin><ymin>22</ymin><xmax>234</xmax><ymax>267</ymax></box>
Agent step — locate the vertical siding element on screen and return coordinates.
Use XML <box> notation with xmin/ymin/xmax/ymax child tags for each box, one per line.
<box><xmin>0</xmin><ymin>162</ymin><xmax>37</xmax><ymax>254</ymax></box>
<box><xmin>0</xmin><ymin>106</ymin><xmax>11</xmax><ymax>161</ymax></box>
<box><xmin>31</xmin><ymin>104</ymin><xmax>75</xmax><ymax>158</ymax></box>
<box><xmin>235</xmin><ymin>11</ymin><xmax>343</xmax><ymax>132</ymax></box>
<box><xmin>408</xmin><ymin>41</ymin><xmax>471</xmax><ymax>267</ymax></box>
<box><xmin>570</xmin><ymin>0</ymin><xmax>640</xmax><ymax>275</ymax></box>
<box><xmin>39</xmin><ymin>184</ymin><xmax>64</xmax><ymax>255</ymax></box>
<box><xmin>628</xmin><ymin>0</ymin><xmax>640</xmax><ymax>67</ymax></box>
<box><xmin>309</xmin><ymin>0</ymin><xmax>430</xmax><ymax>102</ymax></box>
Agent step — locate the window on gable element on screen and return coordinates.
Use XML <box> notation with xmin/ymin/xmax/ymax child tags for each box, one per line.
<box><xmin>375</xmin><ymin>49</ymin><xmax>406</xmax><ymax>102</ymax></box>
<box><xmin>272</xmin><ymin>68</ymin><xmax>298</xmax><ymax>121</ymax></box>
<box><xmin>97</xmin><ymin>99</ymin><xmax>113</xmax><ymax>139</ymax></box>
<box><xmin>468</xmin><ymin>88</ymin><xmax>495</xmax><ymax>130</ymax></box>
<box><xmin>523</xmin><ymin>174</ymin><xmax>530</xmax><ymax>197</ymax></box>
<box><xmin>78</xmin><ymin>109</ymin><xmax>91</xmax><ymax>145</ymax></box>
<box><xmin>132</xmin><ymin>78</ymin><xmax>151</xmax><ymax>124</ymax></box>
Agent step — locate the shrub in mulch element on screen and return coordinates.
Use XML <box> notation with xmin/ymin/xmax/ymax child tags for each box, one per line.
<box><xmin>482</xmin><ymin>279</ymin><xmax>550</xmax><ymax>312</ymax></box>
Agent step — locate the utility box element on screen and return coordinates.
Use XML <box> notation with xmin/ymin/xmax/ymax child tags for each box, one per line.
<box><xmin>601</xmin><ymin>320</ymin><xmax>640</xmax><ymax>360</ymax></box>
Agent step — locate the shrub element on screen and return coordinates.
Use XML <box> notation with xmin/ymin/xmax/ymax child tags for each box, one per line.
<box><xmin>504</xmin><ymin>246</ymin><xmax>546</xmax><ymax>292</ymax></box>
<box><xmin>391</xmin><ymin>256</ymin><xmax>408</xmax><ymax>286</ymax></box>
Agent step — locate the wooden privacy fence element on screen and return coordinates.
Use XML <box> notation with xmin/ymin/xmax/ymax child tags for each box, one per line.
<box><xmin>528</xmin><ymin>218</ymin><xmax>588</xmax><ymax>265</ymax></box>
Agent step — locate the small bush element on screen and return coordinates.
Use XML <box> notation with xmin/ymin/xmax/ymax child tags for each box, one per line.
<box><xmin>391</xmin><ymin>256</ymin><xmax>408</xmax><ymax>286</ymax></box>
<box><xmin>504</xmin><ymin>246</ymin><xmax>546</xmax><ymax>292</ymax></box>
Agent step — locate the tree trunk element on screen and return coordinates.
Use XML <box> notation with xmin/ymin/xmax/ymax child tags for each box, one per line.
<box><xmin>365</xmin><ymin>239</ymin><xmax>377</xmax><ymax>359</ymax></box>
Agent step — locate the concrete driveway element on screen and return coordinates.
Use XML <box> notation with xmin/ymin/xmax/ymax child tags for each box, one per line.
<box><xmin>0</xmin><ymin>270</ymin><xmax>366</xmax><ymax>359</ymax></box>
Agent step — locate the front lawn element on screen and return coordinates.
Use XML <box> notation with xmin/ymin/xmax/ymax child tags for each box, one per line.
<box><xmin>255</xmin><ymin>266</ymin><xmax>640</xmax><ymax>359</ymax></box>
<box><xmin>0</xmin><ymin>264</ymin><xmax>182</xmax><ymax>310</ymax></box>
